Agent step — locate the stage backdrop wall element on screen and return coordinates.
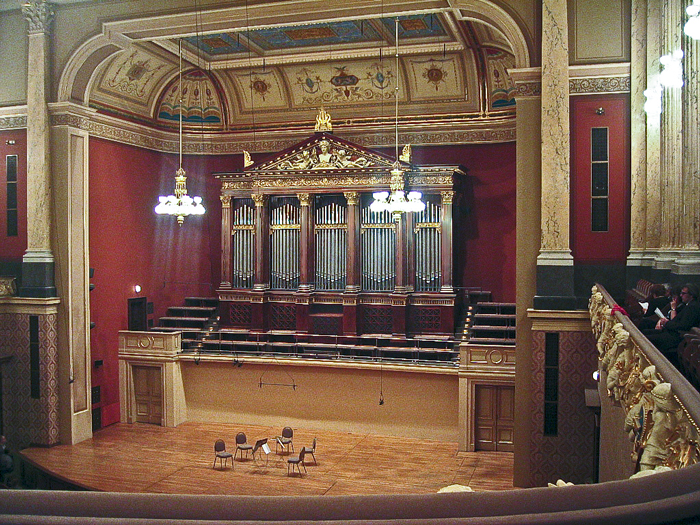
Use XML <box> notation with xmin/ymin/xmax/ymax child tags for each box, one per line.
<box><xmin>89</xmin><ymin>138</ymin><xmax>515</xmax><ymax>428</ymax></box>
<box><xmin>0</xmin><ymin>129</ymin><xmax>27</xmax><ymax>263</ymax></box>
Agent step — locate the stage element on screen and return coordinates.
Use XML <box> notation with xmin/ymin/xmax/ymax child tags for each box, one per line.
<box><xmin>19</xmin><ymin>422</ymin><xmax>513</xmax><ymax>496</ymax></box>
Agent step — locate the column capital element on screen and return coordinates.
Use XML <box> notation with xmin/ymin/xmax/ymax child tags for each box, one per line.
<box><xmin>251</xmin><ymin>193</ymin><xmax>267</xmax><ymax>207</ymax></box>
<box><xmin>297</xmin><ymin>193</ymin><xmax>312</xmax><ymax>207</ymax></box>
<box><xmin>22</xmin><ymin>1</ymin><xmax>55</xmax><ymax>35</ymax></box>
<box><xmin>220</xmin><ymin>195</ymin><xmax>231</xmax><ymax>207</ymax></box>
<box><xmin>440</xmin><ymin>191</ymin><xmax>455</xmax><ymax>205</ymax></box>
<box><xmin>344</xmin><ymin>191</ymin><xmax>360</xmax><ymax>206</ymax></box>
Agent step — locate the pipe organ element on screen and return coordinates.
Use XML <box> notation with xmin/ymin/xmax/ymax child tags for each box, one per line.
<box><xmin>216</xmin><ymin>121</ymin><xmax>466</xmax><ymax>338</ymax></box>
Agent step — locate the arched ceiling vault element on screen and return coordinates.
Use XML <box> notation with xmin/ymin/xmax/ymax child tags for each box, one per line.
<box><xmin>62</xmin><ymin>0</ymin><xmax>532</xmax><ymax>149</ymax></box>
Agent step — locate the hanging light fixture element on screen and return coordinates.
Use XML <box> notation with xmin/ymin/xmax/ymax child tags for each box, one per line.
<box><xmin>155</xmin><ymin>39</ymin><xmax>206</xmax><ymax>225</ymax></box>
<box><xmin>370</xmin><ymin>17</ymin><xmax>425</xmax><ymax>215</ymax></box>
<box><xmin>685</xmin><ymin>0</ymin><xmax>700</xmax><ymax>40</ymax></box>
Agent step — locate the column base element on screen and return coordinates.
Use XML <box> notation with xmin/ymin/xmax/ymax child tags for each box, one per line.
<box><xmin>534</xmin><ymin>258</ymin><xmax>578</xmax><ymax>310</ymax></box>
<box><xmin>20</xmin><ymin>252</ymin><xmax>56</xmax><ymax>298</ymax></box>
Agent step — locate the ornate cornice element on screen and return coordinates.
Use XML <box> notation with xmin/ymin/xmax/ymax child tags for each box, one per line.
<box><xmin>49</xmin><ymin>102</ymin><xmax>515</xmax><ymax>154</ymax></box>
<box><xmin>0</xmin><ymin>115</ymin><xmax>27</xmax><ymax>130</ymax></box>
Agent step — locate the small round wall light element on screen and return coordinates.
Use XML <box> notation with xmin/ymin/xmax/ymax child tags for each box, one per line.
<box><xmin>592</xmin><ymin>370</ymin><xmax>600</xmax><ymax>382</ymax></box>
<box><xmin>134</xmin><ymin>285</ymin><xmax>142</xmax><ymax>294</ymax></box>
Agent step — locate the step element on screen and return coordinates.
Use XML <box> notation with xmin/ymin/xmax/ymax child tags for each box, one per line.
<box><xmin>184</xmin><ymin>297</ymin><xmax>219</xmax><ymax>308</ymax></box>
<box><xmin>473</xmin><ymin>313</ymin><xmax>516</xmax><ymax>326</ymax></box>
<box><xmin>476</xmin><ymin>302</ymin><xmax>516</xmax><ymax>315</ymax></box>
<box><xmin>467</xmin><ymin>337</ymin><xmax>516</xmax><ymax>346</ymax></box>
<box><xmin>168</xmin><ymin>306</ymin><xmax>217</xmax><ymax>314</ymax></box>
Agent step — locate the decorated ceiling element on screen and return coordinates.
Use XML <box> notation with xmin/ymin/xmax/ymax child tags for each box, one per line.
<box><xmin>88</xmin><ymin>8</ymin><xmax>518</xmax><ymax>142</ymax></box>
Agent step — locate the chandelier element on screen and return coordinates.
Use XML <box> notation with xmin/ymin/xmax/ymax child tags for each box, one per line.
<box><xmin>154</xmin><ymin>39</ymin><xmax>205</xmax><ymax>225</ymax></box>
<box><xmin>371</xmin><ymin>17</ymin><xmax>425</xmax><ymax>215</ymax></box>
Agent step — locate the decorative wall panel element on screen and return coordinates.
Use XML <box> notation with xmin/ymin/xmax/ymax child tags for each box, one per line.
<box><xmin>0</xmin><ymin>311</ymin><xmax>59</xmax><ymax>448</ymax></box>
<box><xmin>530</xmin><ymin>329</ymin><xmax>598</xmax><ymax>486</ymax></box>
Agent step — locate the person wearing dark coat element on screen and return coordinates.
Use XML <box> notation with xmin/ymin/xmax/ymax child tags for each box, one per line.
<box><xmin>644</xmin><ymin>284</ymin><xmax>700</xmax><ymax>362</ymax></box>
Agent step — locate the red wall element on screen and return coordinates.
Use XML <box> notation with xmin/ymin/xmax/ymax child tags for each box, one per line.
<box><xmin>570</xmin><ymin>94</ymin><xmax>630</xmax><ymax>263</ymax></box>
<box><xmin>0</xmin><ymin>129</ymin><xmax>27</xmax><ymax>261</ymax></box>
<box><xmin>391</xmin><ymin>142</ymin><xmax>517</xmax><ymax>303</ymax></box>
<box><xmin>89</xmin><ymin>138</ymin><xmax>233</xmax><ymax>425</ymax></box>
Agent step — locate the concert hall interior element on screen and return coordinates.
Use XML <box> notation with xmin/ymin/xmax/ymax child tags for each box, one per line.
<box><xmin>1</xmin><ymin>0</ymin><xmax>700</xmax><ymax>523</ymax></box>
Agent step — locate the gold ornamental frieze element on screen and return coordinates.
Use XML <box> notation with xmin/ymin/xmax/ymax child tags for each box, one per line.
<box><xmin>218</xmin><ymin>294</ymin><xmax>252</xmax><ymax>302</ymax></box>
<box><xmin>409</xmin><ymin>297</ymin><xmax>454</xmax><ymax>306</ymax></box>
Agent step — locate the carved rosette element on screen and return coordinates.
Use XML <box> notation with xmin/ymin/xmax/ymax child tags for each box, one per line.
<box><xmin>22</xmin><ymin>0</ymin><xmax>55</xmax><ymax>34</ymax></box>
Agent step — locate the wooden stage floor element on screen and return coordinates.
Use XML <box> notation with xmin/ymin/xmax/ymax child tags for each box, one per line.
<box><xmin>20</xmin><ymin>422</ymin><xmax>514</xmax><ymax>496</ymax></box>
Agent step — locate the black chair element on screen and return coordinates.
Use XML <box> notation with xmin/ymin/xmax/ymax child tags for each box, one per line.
<box><xmin>234</xmin><ymin>432</ymin><xmax>253</xmax><ymax>461</ymax></box>
<box><xmin>213</xmin><ymin>439</ymin><xmax>233</xmax><ymax>470</ymax></box>
<box><xmin>276</xmin><ymin>426</ymin><xmax>294</xmax><ymax>454</ymax></box>
<box><xmin>287</xmin><ymin>448</ymin><xmax>307</xmax><ymax>476</ymax></box>
<box><xmin>301</xmin><ymin>437</ymin><xmax>317</xmax><ymax>464</ymax></box>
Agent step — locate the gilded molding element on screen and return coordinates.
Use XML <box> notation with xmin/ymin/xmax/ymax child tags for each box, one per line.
<box><xmin>514</xmin><ymin>82</ymin><xmax>542</xmax><ymax>98</ymax></box>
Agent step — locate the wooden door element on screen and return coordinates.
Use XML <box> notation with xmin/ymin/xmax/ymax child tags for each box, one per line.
<box><xmin>475</xmin><ymin>384</ymin><xmax>514</xmax><ymax>452</ymax></box>
<box><xmin>132</xmin><ymin>366</ymin><xmax>163</xmax><ymax>425</ymax></box>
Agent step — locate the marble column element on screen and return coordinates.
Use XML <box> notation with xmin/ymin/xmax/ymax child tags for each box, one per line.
<box><xmin>675</xmin><ymin>0</ymin><xmax>700</xmax><ymax>274</ymax></box>
<box><xmin>628</xmin><ymin>0</ymin><xmax>649</xmax><ymax>269</ymax></box>
<box><xmin>536</xmin><ymin>0</ymin><xmax>575</xmax><ymax>308</ymax></box>
<box><xmin>645</xmin><ymin>0</ymin><xmax>664</xmax><ymax>259</ymax></box>
<box><xmin>657</xmin><ymin>0</ymin><xmax>684</xmax><ymax>269</ymax></box>
<box><xmin>21</xmin><ymin>0</ymin><xmax>56</xmax><ymax>297</ymax></box>
<box><xmin>220</xmin><ymin>196</ymin><xmax>232</xmax><ymax>288</ymax></box>
<box><xmin>394</xmin><ymin>212</ymin><xmax>408</xmax><ymax>293</ymax></box>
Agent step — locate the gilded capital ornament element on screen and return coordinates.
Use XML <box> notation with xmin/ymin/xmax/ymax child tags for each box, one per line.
<box><xmin>344</xmin><ymin>191</ymin><xmax>359</xmax><ymax>205</ymax></box>
<box><xmin>441</xmin><ymin>191</ymin><xmax>455</xmax><ymax>205</ymax></box>
<box><xmin>220</xmin><ymin>195</ymin><xmax>232</xmax><ymax>207</ymax></box>
<box><xmin>251</xmin><ymin>193</ymin><xmax>267</xmax><ymax>207</ymax></box>
<box><xmin>22</xmin><ymin>0</ymin><xmax>55</xmax><ymax>34</ymax></box>
<box><xmin>298</xmin><ymin>193</ymin><xmax>311</xmax><ymax>207</ymax></box>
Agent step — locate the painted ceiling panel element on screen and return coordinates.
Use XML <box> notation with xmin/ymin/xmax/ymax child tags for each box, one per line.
<box><xmin>282</xmin><ymin>59</ymin><xmax>397</xmax><ymax>108</ymax></box>
<box><xmin>223</xmin><ymin>68</ymin><xmax>289</xmax><ymax>114</ymax></box>
<box><xmin>246</xmin><ymin>20</ymin><xmax>383</xmax><ymax>51</ymax></box>
<box><xmin>404</xmin><ymin>54</ymin><xmax>467</xmax><ymax>102</ymax></box>
<box><xmin>90</xmin><ymin>48</ymin><xmax>176</xmax><ymax>119</ymax></box>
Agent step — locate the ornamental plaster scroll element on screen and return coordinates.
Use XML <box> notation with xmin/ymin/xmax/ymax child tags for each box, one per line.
<box><xmin>569</xmin><ymin>76</ymin><xmax>631</xmax><ymax>94</ymax></box>
<box><xmin>589</xmin><ymin>286</ymin><xmax>700</xmax><ymax>472</ymax></box>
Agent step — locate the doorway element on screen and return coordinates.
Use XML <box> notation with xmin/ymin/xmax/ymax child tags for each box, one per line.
<box><xmin>474</xmin><ymin>384</ymin><xmax>514</xmax><ymax>452</ymax></box>
<box><xmin>128</xmin><ymin>297</ymin><xmax>148</xmax><ymax>331</ymax></box>
<box><xmin>132</xmin><ymin>365</ymin><xmax>163</xmax><ymax>425</ymax></box>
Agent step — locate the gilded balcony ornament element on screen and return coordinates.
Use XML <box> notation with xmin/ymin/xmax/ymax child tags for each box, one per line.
<box><xmin>244</xmin><ymin>150</ymin><xmax>253</xmax><ymax>168</ymax></box>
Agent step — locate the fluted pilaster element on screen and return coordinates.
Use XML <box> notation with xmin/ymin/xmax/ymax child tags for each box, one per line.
<box><xmin>658</xmin><ymin>0</ymin><xmax>684</xmax><ymax>267</ymax></box>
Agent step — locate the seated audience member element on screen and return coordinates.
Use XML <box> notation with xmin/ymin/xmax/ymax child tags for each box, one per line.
<box><xmin>0</xmin><ymin>435</ymin><xmax>13</xmax><ymax>479</ymax></box>
<box><xmin>638</xmin><ymin>284</ymin><xmax>674</xmax><ymax>330</ymax></box>
<box><xmin>644</xmin><ymin>283</ymin><xmax>700</xmax><ymax>363</ymax></box>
